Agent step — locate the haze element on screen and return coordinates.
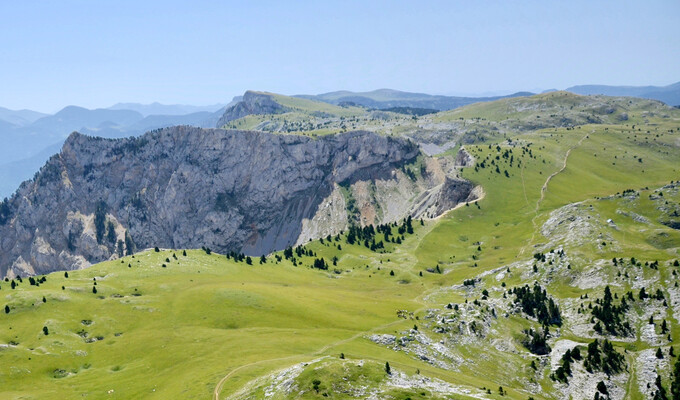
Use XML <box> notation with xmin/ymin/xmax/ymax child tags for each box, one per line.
<box><xmin>1</xmin><ymin>0</ymin><xmax>678</xmax><ymax>112</ymax></box>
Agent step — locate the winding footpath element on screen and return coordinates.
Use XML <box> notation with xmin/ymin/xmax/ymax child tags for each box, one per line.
<box><xmin>517</xmin><ymin>132</ymin><xmax>589</xmax><ymax>258</ymax></box>
<box><xmin>213</xmin><ymin>192</ymin><xmax>486</xmax><ymax>400</ymax></box>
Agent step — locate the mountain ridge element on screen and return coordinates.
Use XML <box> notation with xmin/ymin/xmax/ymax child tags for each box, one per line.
<box><xmin>0</xmin><ymin>127</ymin><xmax>474</xmax><ymax>278</ymax></box>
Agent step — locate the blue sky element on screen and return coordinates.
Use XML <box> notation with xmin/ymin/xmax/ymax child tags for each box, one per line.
<box><xmin>1</xmin><ymin>0</ymin><xmax>678</xmax><ymax>112</ymax></box>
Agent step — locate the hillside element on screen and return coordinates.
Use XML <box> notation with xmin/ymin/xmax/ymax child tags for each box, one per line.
<box><xmin>217</xmin><ymin>91</ymin><xmax>367</xmax><ymax>135</ymax></box>
<box><xmin>1</xmin><ymin>92</ymin><xmax>679</xmax><ymax>399</ymax></box>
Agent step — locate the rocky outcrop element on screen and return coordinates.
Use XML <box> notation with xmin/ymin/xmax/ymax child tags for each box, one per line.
<box><xmin>216</xmin><ymin>91</ymin><xmax>289</xmax><ymax>127</ymax></box>
<box><xmin>0</xmin><ymin>127</ymin><xmax>475</xmax><ymax>277</ymax></box>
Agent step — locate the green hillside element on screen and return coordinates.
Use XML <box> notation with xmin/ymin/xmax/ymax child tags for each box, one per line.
<box><xmin>220</xmin><ymin>92</ymin><xmax>368</xmax><ymax>136</ymax></box>
<box><xmin>2</xmin><ymin>93</ymin><xmax>680</xmax><ymax>399</ymax></box>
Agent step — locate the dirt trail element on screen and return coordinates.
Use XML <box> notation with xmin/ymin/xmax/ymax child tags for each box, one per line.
<box><xmin>517</xmin><ymin>132</ymin><xmax>589</xmax><ymax>258</ymax></box>
<box><xmin>213</xmin><ymin>194</ymin><xmax>485</xmax><ymax>399</ymax></box>
<box><xmin>214</xmin><ymin>284</ymin><xmax>449</xmax><ymax>400</ymax></box>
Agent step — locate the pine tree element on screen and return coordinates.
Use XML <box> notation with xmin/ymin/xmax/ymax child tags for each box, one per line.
<box><xmin>654</xmin><ymin>373</ymin><xmax>669</xmax><ymax>400</ymax></box>
<box><xmin>671</xmin><ymin>353</ymin><xmax>680</xmax><ymax>399</ymax></box>
<box><xmin>94</xmin><ymin>201</ymin><xmax>107</xmax><ymax>244</ymax></box>
<box><xmin>385</xmin><ymin>361</ymin><xmax>391</xmax><ymax>374</ymax></box>
<box><xmin>125</xmin><ymin>230</ymin><xmax>135</xmax><ymax>256</ymax></box>
<box><xmin>596</xmin><ymin>381</ymin><xmax>608</xmax><ymax>396</ymax></box>
<box><xmin>106</xmin><ymin>221</ymin><xmax>116</xmax><ymax>243</ymax></box>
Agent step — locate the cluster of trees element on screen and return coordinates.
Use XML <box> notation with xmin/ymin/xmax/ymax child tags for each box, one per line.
<box><xmin>225</xmin><ymin>251</ymin><xmax>251</xmax><ymax>265</ymax></box>
<box><xmin>584</xmin><ymin>339</ymin><xmax>625</xmax><ymax>375</ymax></box>
<box><xmin>472</xmin><ymin>144</ymin><xmax>535</xmax><ymax>176</ymax></box>
<box><xmin>591</xmin><ymin>285</ymin><xmax>631</xmax><ymax>336</ymax></box>
<box><xmin>281</xmin><ymin>245</ymin><xmax>317</xmax><ymax>266</ymax></box>
<box><xmin>522</xmin><ymin>327</ymin><xmax>551</xmax><ymax>355</ymax></box>
<box><xmin>533</xmin><ymin>252</ymin><xmax>547</xmax><ymax>263</ymax></box>
<box><xmin>345</xmin><ymin>217</ymin><xmax>417</xmax><ymax>250</ymax></box>
<box><xmin>312</xmin><ymin>258</ymin><xmax>328</xmax><ymax>270</ymax></box>
<box><xmin>552</xmin><ymin>346</ymin><xmax>582</xmax><ymax>383</ymax></box>
<box><xmin>511</xmin><ymin>283</ymin><xmax>562</xmax><ymax>326</ymax></box>
<box><xmin>283</xmin><ymin>245</ymin><xmax>316</xmax><ymax>259</ymax></box>
<box><xmin>346</xmin><ymin>224</ymin><xmax>384</xmax><ymax>248</ymax></box>
<box><xmin>3</xmin><ymin>275</ymin><xmax>26</xmax><ymax>290</ymax></box>
<box><xmin>28</xmin><ymin>276</ymin><xmax>47</xmax><ymax>286</ymax></box>
<box><xmin>90</xmin><ymin>200</ymin><xmax>135</xmax><ymax>257</ymax></box>
<box><xmin>551</xmin><ymin>340</ymin><xmax>626</xmax><ymax>385</ymax></box>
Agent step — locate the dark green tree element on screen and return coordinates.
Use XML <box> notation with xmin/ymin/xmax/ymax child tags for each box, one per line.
<box><xmin>124</xmin><ymin>230</ymin><xmax>135</xmax><ymax>256</ymax></box>
<box><xmin>94</xmin><ymin>201</ymin><xmax>107</xmax><ymax>244</ymax></box>
<box><xmin>596</xmin><ymin>381</ymin><xmax>608</xmax><ymax>395</ymax></box>
<box><xmin>106</xmin><ymin>221</ymin><xmax>116</xmax><ymax>243</ymax></box>
<box><xmin>671</xmin><ymin>353</ymin><xmax>680</xmax><ymax>399</ymax></box>
<box><xmin>653</xmin><ymin>373</ymin><xmax>668</xmax><ymax>400</ymax></box>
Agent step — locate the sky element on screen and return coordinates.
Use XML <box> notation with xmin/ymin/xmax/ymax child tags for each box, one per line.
<box><xmin>0</xmin><ymin>0</ymin><xmax>678</xmax><ymax>113</ymax></box>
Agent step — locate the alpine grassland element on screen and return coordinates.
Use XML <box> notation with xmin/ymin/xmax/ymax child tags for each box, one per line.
<box><xmin>2</xmin><ymin>92</ymin><xmax>680</xmax><ymax>399</ymax></box>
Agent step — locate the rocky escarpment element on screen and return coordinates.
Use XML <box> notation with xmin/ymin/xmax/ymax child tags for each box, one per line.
<box><xmin>0</xmin><ymin>127</ymin><xmax>476</xmax><ymax>277</ymax></box>
<box><xmin>216</xmin><ymin>91</ymin><xmax>289</xmax><ymax>127</ymax></box>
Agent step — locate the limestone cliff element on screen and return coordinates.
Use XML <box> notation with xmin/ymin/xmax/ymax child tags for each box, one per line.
<box><xmin>0</xmin><ymin>127</ymin><xmax>475</xmax><ymax>277</ymax></box>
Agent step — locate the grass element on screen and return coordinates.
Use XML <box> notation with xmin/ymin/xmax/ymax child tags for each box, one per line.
<box><xmin>1</xmin><ymin>93</ymin><xmax>680</xmax><ymax>399</ymax></box>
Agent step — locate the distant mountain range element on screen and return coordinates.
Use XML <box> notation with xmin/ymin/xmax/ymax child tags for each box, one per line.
<box><xmin>108</xmin><ymin>102</ymin><xmax>229</xmax><ymax>117</ymax></box>
<box><xmin>295</xmin><ymin>89</ymin><xmax>535</xmax><ymax>111</ymax></box>
<box><xmin>0</xmin><ymin>103</ymin><xmax>228</xmax><ymax>198</ymax></box>
<box><xmin>566</xmin><ymin>81</ymin><xmax>680</xmax><ymax>106</ymax></box>
<box><xmin>0</xmin><ymin>107</ymin><xmax>48</xmax><ymax>127</ymax></box>
<box><xmin>0</xmin><ymin>82</ymin><xmax>677</xmax><ymax>199</ymax></box>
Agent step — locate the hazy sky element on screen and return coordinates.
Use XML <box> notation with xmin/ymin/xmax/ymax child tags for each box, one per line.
<box><xmin>1</xmin><ymin>0</ymin><xmax>678</xmax><ymax>112</ymax></box>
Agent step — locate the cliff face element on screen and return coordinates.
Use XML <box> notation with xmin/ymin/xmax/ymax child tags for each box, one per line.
<box><xmin>0</xmin><ymin>127</ymin><xmax>426</xmax><ymax>276</ymax></box>
<box><xmin>0</xmin><ymin>126</ymin><xmax>476</xmax><ymax>277</ymax></box>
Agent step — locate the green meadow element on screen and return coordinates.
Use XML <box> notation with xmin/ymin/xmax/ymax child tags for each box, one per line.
<box><xmin>2</xmin><ymin>93</ymin><xmax>680</xmax><ymax>399</ymax></box>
